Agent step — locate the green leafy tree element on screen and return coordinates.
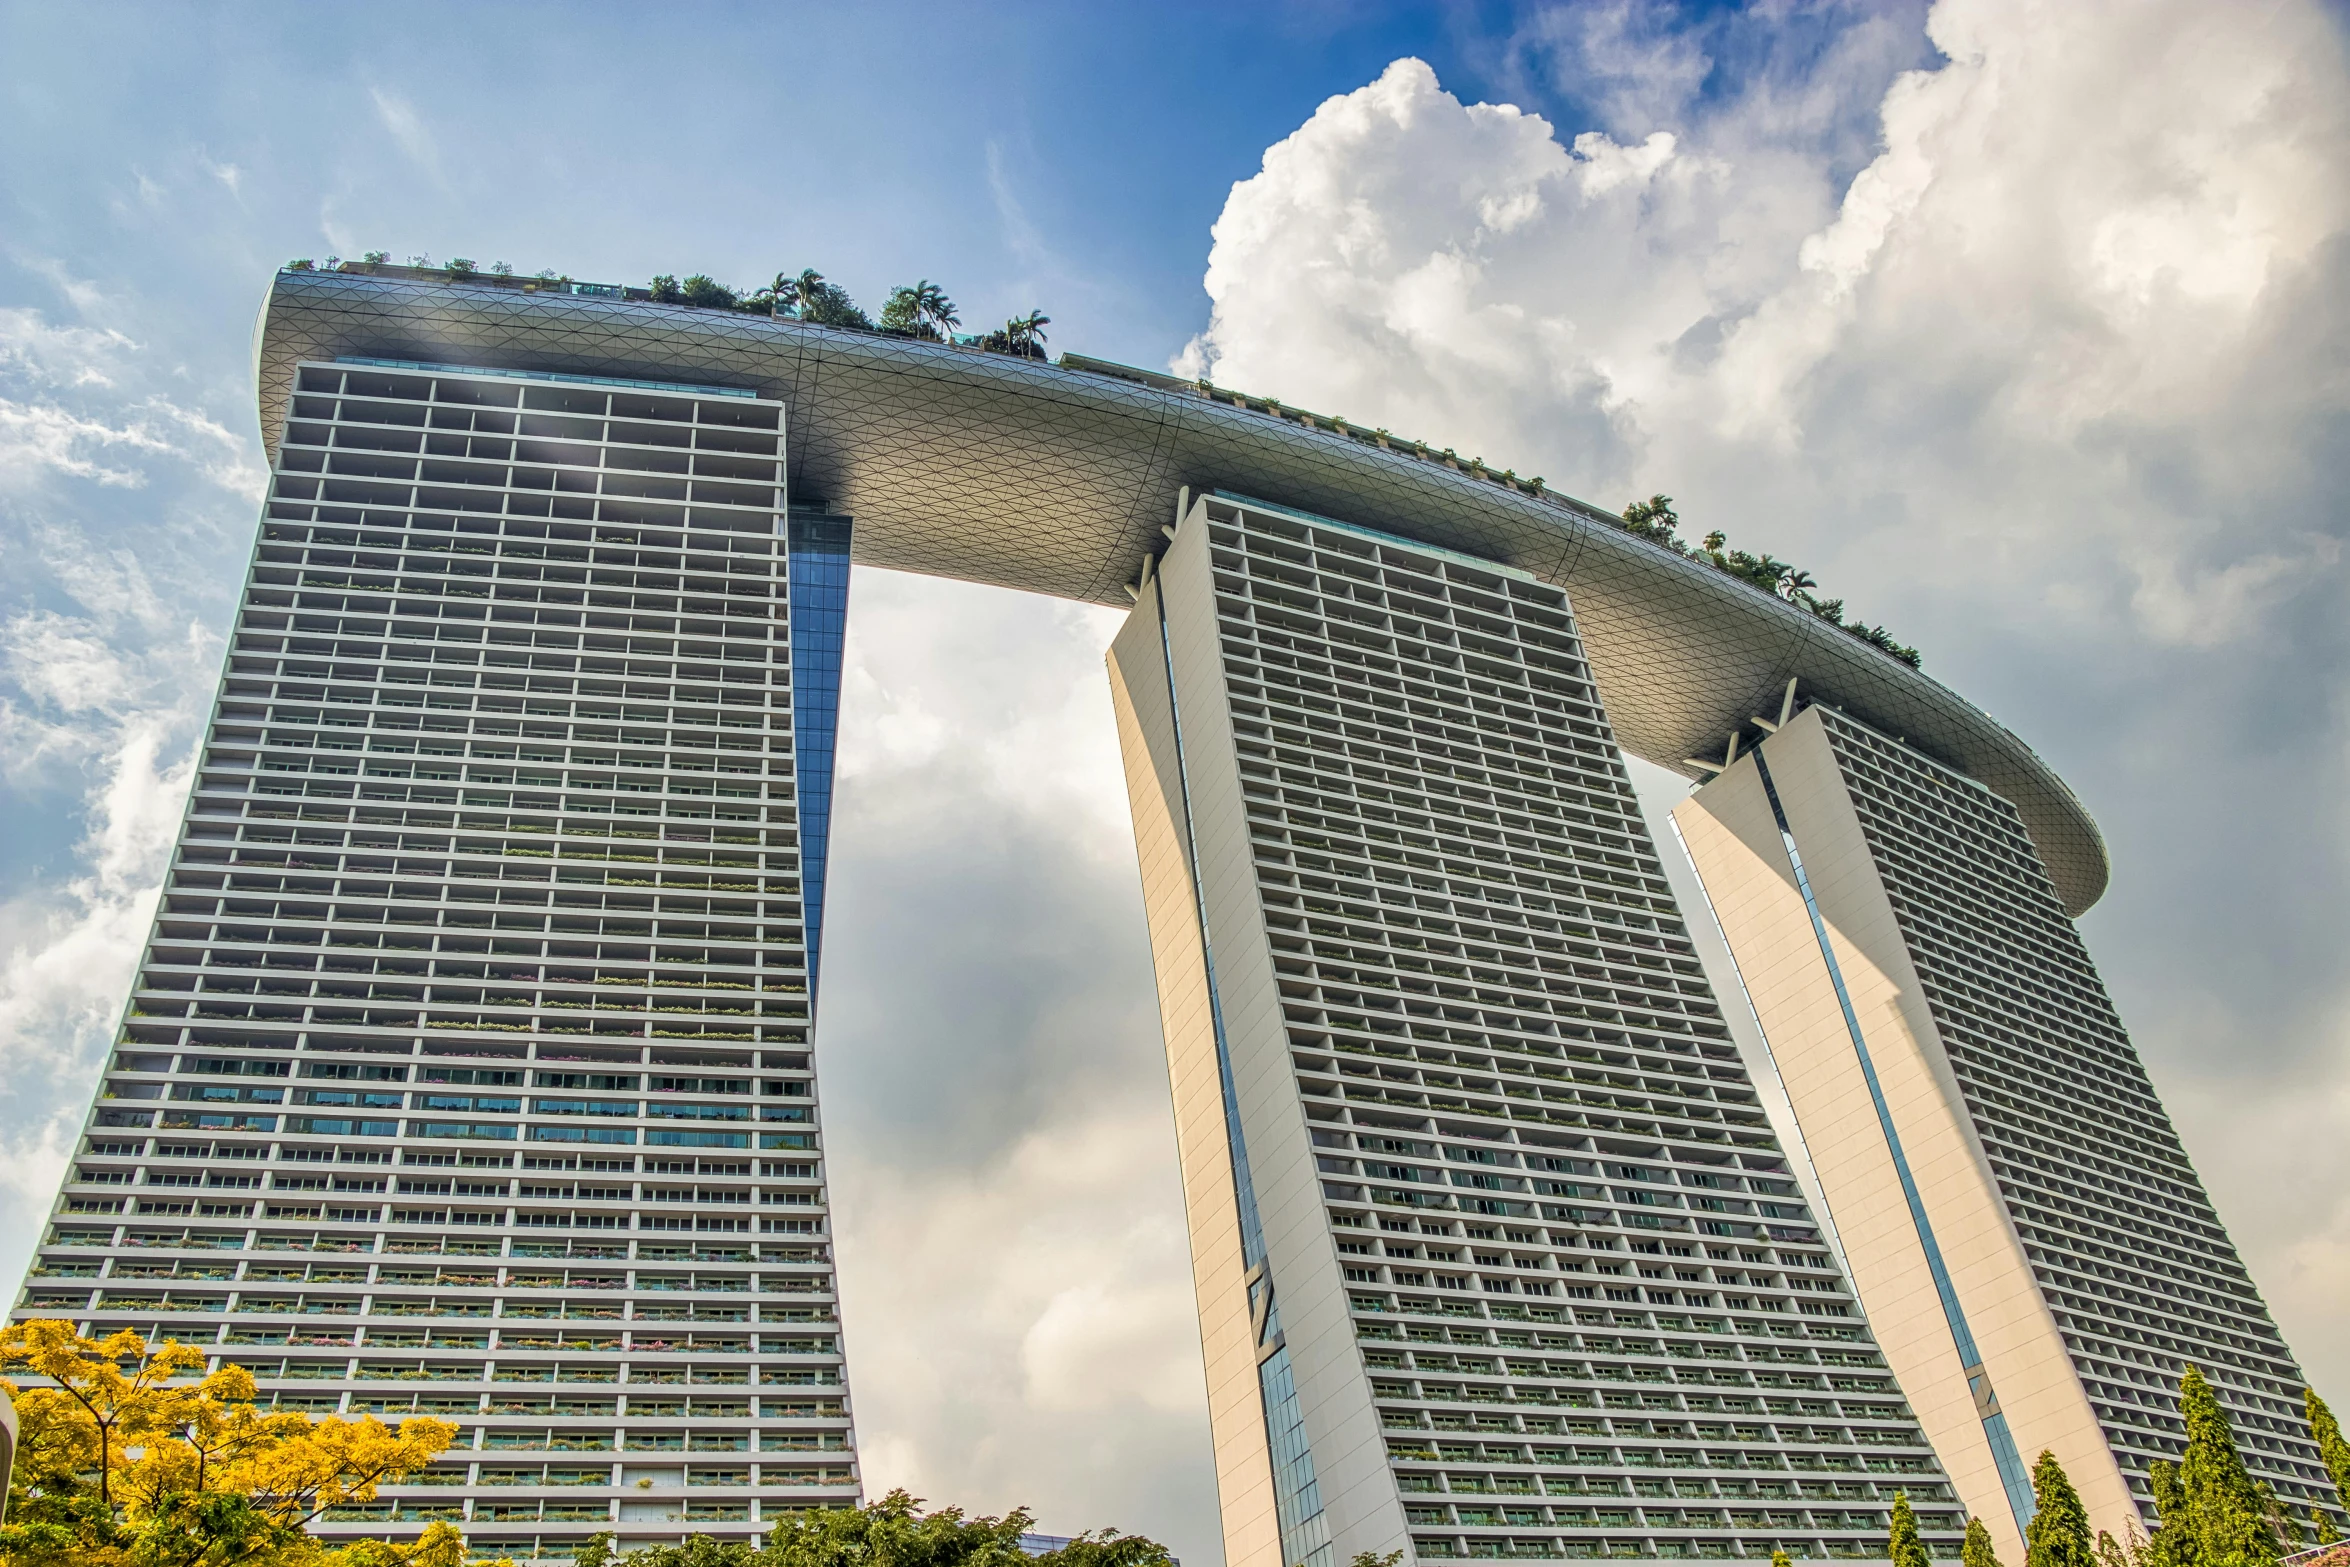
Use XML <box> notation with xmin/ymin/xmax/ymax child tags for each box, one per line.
<box><xmin>879</xmin><ymin>280</ymin><xmax>958</xmax><ymax>340</ymax></box>
<box><xmin>1346</xmin><ymin>1553</ymin><xmax>1404</xmax><ymax>1567</ymax></box>
<box><xmin>2258</xmin><ymin>1483</ymin><xmax>2303</xmax><ymax>1551</ymax></box>
<box><xmin>1621</xmin><ymin>495</ymin><xmax>1681</xmax><ymax>544</ymax></box>
<box><xmin>1965</xmin><ymin>1516</ymin><xmax>2009</xmax><ymax>1567</ymax></box>
<box><xmin>2309</xmin><ymin>1390</ymin><xmax>2350</xmax><ymax>1516</ymax></box>
<box><xmin>773</xmin><ymin>269</ymin><xmax>872</xmax><ymax>329</ymax></box>
<box><xmin>575</xmin><ymin>1490</ymin><xmax>1173</xmax><ymax>1567</ymax></box>
<box><xmin>2181</xmin><ymin>1365</ymin><xmax>2280</xmax><ymax>1567</ymax></box>
<box><xmin>786</xmin><ymin>268</ymin><xmax>829</xmax><ymax>315</ymax></box>
<box><xmin>2151</xmin><ymin>1460</ymin><xmax>2199</xmax><ymax>1567</ymax></box>
<box><xmin>650</xmin><ymin>273</ymin><xmax>686</xmax><ymax>304</ymax></box>
<box><xmin>2028</xmin><ymin>1450</ymin><xmax>2097</xmax><ymax>1567</ymax></box>
<box><xmin>1890</xmin><ymin>1494</ymin><xmax>1931</xmax><ymax>1567</ymax></box>
<box><xmin>679</xmin><ymin>274</ymin><xmax>738</xmax><ymax>308</ymax></box>
<box><xmin>576</xmin><ymin>1537</ymin><xmax>755</xmax><ymax>1567</ymax></box>
<box><xmin>1614</xmin><ymin>499</ymin><xmax>1921</xmax><ymax>665</ymax></box>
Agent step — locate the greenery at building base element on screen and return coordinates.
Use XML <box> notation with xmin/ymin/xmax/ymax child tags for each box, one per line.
<box><xmin>1620</xmin><ymin>495</ymin><xmax>1924</xmax><ymax>669</ymax></box>
<box><xmin>572</xmin><ymin>1489</ymin><xmax>1172</xmax><ymax>1566</ymax></box>
<box><xmin>2311</xmin><ymin>1392</ymin><xmax>2350</xmax><ymax>1522</ymax></box>
<box><xmin>2181</xmin><ymin>1365</ymin><xmax>2285</xmax><ymax>1567</ymax></box>
<box><xmin>0</xmin><ymin>1320</ymin><xmax>459</xmax><ymax>1567</ymax></box>
<box><xmin>1920</xmin><ymin>1367</ymin><xmax>2350</xmax><ymax>1567</ymax></box>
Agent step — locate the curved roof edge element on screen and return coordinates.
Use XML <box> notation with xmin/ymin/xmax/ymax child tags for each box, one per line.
<box><xmin>252</xmin><ymin>268</ymin><xmax>2108</xmax><ymax>914</ymax></box>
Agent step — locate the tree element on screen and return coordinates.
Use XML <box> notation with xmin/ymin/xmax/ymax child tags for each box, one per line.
<box><xmin>2309</xmin><ymin>1390</ymin><xmax>2350</xmax><ymax>1516</ymax></box>
<box><xmin>1622</xmin><ymin>495</ymin><xmax>1680</xmax><ymax>544</ymax></box>
<box><xmin>983</xmin><ymin>310</ymin><xmax>1051</xmax><ymax>359</ymax></box>
<box><xmin>650</xmin><ymin>273</ymin><xmax>687</xmax><ymax>304</ymax></box>
<box><xmin>2258</xmin><ymin>1483</ymin><xmax>2304</xmax><ymax>1552</ymax></box>
<box><xmin>679</xmin><ymin>274</ymin><xmax>738</xmax><ymax>309</ymax></box>
<box><xmin>2150</xmin><ymin>1460</ymin><xmax>2199</xmax><ymax>1567</ymax></box>
<box><xmin>1347</xmin><ymin>1553</ymin><xmax>1405</xmax><ymax>1567</ymax></box>
<box><xmin>0</xmin><ymin>1319</ymin><xmax>460</xmax><ymax>1567</ymax></box>
<box><xmin>576</xmin><ymin>1490</ymin><xmax>1175</xmax><ymax>1567</ymax></box>
<box><xmin>2181</xmin><ymin>1365</ymin><xmax>2280</xmax><ymax>1567</ymax></box>
<box><xmin>1771</xmin><ymin>1550</ymin><xmax>1794</xmax><ymax>1567</ymax></box>
<box><xmin>1610</xmin><ymin>496</ymin><xmax>1923</xmax><ymax>666</ymax></box>
<box><xmin>1891</xmin><ymin>1494</ymin><xmax>1931</xmax><ymax>1567</ymax></box>
<box><xmin>774</xmin><ymin>269</ymin><xmax>873</xmax><ymax>329</ymax></box>
<box><xmin>1966</xmin><ymin>1517</ymin><xmax>2009</xmax><ymax>1567</ymax></box>
<box><xmin>576</xmin><ymin>1536</ymin><xmax>755</xmax><ymax>1567</ymax></box>
<box><xmin>879</xmin><ymin>280</ymin><xmax>958</xmax><ymax>340</ymax></box>
<box><xmin>2028</xmin><ymin>1450</ymin><xmax>2097</xmax><ymax>1567</ymax></box>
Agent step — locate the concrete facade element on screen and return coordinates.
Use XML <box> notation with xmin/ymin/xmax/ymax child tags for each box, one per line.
<box><xmin>1673</xmin><ymin>707</ymin><xmax>2327</xmax><ymax>1560</ymax></box>
<box><xmin>1113</xmin><ymin>496</ymin><xmax>1966</xmax><ymax>1566</ymax></box>
<box><xmin>12</xmin><ymin>361</ymin><xmax>856</xmax><ymax>1560</ymax></box>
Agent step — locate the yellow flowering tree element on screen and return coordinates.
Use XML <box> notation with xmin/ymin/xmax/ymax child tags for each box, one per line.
<box><xmin>1</xmin><ymin>1319</ymin><xmax>462</xmax><ymax>1567</ymax></box>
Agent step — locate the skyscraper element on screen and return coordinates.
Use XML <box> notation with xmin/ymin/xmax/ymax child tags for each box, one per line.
<box><xmin>8</xmin><ymin>262</ymin><xmax>2327</xmax><ymax>1567</ymax></box>
<box><xmin>1671</xmin><ymin>702</ymin><xmax>2331</xmax><ymax>1559</ymax></box>
<box><xmin>1109</xmin><ymin>494</ymin><xmax>1965</xmax><ymax>1567</ymax></box>
<box><xmin>17</xmin><ymin>358</ymin><xmax>857</xmax><ymax>1560</ymax></box>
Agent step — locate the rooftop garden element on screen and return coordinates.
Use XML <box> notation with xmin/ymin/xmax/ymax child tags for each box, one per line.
<box><xmin>279</xmin><ymin>252</ymin><xmax>1922</xmax><ymax>668</ymax></box>
<box><xmin>1621</xmin><ymin>495</ymin><xmax>1921</xmax><ymax>667</ymax></box>
<box><xmin>283</xmin><ymin>254</ymin><xmax>1052</xmax><ymax>358</ymax></box>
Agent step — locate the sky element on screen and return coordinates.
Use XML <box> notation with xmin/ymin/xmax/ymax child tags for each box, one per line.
<box><xmin>2</xmin><ymin>2</ymin><xmax>2347</xmax><ymax>1563</ymax></box>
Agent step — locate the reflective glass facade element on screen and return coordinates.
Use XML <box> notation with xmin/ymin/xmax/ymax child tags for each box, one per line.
<box><xmin>784</xmin><ymin>513</ymin><xmax>851</xmax><ymax>992</ymax></box>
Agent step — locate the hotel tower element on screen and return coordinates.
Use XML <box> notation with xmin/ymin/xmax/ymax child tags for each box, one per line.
<box><xmin>9</xmin><ymin>264</ymin><xmax>2331</xmax><ymax>1567</ymax></box>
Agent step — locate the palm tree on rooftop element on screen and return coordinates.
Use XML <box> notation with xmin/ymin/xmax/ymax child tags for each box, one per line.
<box><xmin>1004</xmin><ymin>309</ymin><xmax>1051</xmax><ymax>358</ymax></box>
<box><xmin>910</xmin><ymin>279</ymin><xmax>959</xmax><ymax>338</ymax></box>
<box><xmin>790</xmin><ymin>269</ymin><xmax>828</xmax><ymax>317</ymax></box>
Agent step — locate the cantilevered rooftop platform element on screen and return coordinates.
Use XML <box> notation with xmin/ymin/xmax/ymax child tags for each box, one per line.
<box><xmin>255</xmin><ymin>266</ymin><xmax>2107</xmax><ymax>913</ymax></box>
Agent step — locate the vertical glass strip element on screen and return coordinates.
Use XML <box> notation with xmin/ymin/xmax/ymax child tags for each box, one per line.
<box><xmin>1151</xmin><ymin>572</ymin><xmax>1333</xmax><ymax>1567</ymax></box>
<box><xmin>1751</xmin><ymin>748</ymin><xmax>2038</xmax><ymax>1535</ymax></box>
<box><xmin>786</xmin><ymin>513</ymin><xmax>851</xmax><ymax>996</ymax></box>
